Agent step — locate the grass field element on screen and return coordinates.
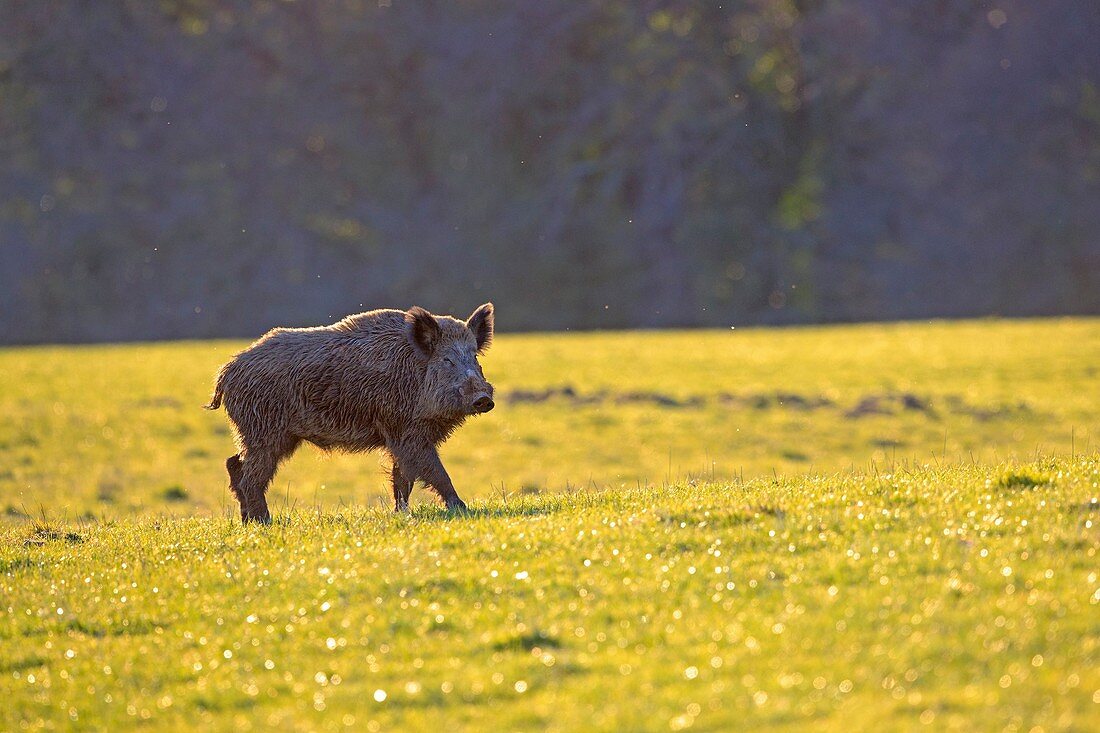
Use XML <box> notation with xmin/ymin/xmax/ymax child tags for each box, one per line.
<box><xmin>1</xmin><ymin>319</ymin><xmax>1097</xmax><ymax>520</ymax></box>
<box><xmin>1</xmin><ymin>318</ymin><xmax>1099</xmax><ymax>731</ymax></box>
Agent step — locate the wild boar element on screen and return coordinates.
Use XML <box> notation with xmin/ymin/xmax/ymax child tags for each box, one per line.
<box><xmin>206</xmin><ymin>304</ymin><xmax>495</xmax><ymax>523</ymax></box>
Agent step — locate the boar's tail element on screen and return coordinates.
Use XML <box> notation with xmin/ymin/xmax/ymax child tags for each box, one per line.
<box><xmin>204</xmin><ymin>385</ymin><xmax>223</xmax><ymax>410</ymax></box>
<box><xmin>205</xmin><ymin>366</ymin><xmax>228</xmax><ymax>410</ymax></box>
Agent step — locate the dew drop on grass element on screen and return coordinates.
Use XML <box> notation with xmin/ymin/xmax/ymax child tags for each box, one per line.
<box><xmin>669</xmin><ymin>713</ymin><xmax>693</xmax><ymax>730</ymax></box>
<box><xmin>373</xmin><ymin>689</ymin><xmax>387</xmax><ymax>702</ymax></box>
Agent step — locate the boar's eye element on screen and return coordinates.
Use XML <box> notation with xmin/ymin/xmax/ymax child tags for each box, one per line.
<box><xmin>443</xmin><ymin>356</ymin><xmax>455</xmax><ymax>367</ymax></box>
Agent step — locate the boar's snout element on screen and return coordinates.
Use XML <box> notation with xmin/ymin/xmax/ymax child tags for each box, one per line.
<box><xmin>458</xmin><ymin>363</ymin><xmax>494</xmax><ymax>415</ymax></box>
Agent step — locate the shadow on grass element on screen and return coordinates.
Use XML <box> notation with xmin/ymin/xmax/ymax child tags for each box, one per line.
<box><xmin>0</xmin><ymin>556</ymin><xmax>38</xmax><ymax>573</ymax></box>
<box><xmin>411</xmin><ymin>502</ymin><xmax>562</xmax><ymax>522</ymax></box>
<box><xmin>22</xmin><ymin>525</ymin><xmax>83</xmax><ymax>547</ymax></box>
<box><xmin>0</xmin><ymin>655</ymin><xmax>47</xmax><ymax>674</ymax></box>
<box><xmin>261</xmin><ymin>499</ymin><xmax>564</xmax><ymax>530</ymax></box>
<box><xmin>491</xmin><ymin>629</ymin><xmax>562</xmax><ymax>651</ymax></box>
<box><xmin>15</xmin><ymin>617</ymin><xmax>167</xmax><ymax>640</ymax></box>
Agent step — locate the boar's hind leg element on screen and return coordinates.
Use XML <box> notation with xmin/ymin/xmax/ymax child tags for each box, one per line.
<box><xmin>236</xmin><ymin>452</ymin><xmax>276</xmax><ymax>524</ymax></box>
<box><xmin>235</xmin><ymin>438</ymin><xmax>299</xmax><ymax>524</ymax></box>
<box><xmin>391</xmin><ymin>461</ymin><xmax>413</xmax><ymax>512</ymax></box>
<box><xmin>389</xmin><ymin>441</ymin><xmax>468</xmax><ymax>513</ymax></box>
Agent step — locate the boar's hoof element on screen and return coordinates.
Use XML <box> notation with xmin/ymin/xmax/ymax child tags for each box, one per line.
<box><xmin>446</xmin><ymin>498</ymin><xmax>470</xmax><ymax>514</ymax></box>
<box><xmin>241</xmin><ymin>506</ymin><xmax>273</xmax><ymax>525</ymax></box>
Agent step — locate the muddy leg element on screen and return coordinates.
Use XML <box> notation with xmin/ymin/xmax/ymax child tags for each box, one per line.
<box><xmin>389</xmin><ymin>441</ymin><xmax>468</xmax><ymax>512</ymax></box>
<box><xmin>391</xmin><ymin>460</ymin><xmax>413</xmax><ymax>512</ymax></box>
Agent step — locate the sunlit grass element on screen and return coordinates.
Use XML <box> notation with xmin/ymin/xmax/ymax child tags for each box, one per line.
<box><xmin>1</xmin><ymin>319</ymin><xmax>1098</xmax><ymax>730</ymax></box>
<box><xmin>1</xmin><ymin>457</ymin><xmax>1098</xmax><ymax>731</ymax></box>
<box><xmin>0</xmin><ymin>318</ymin><xmax>1096</xmax><ymax>520</ymax></box>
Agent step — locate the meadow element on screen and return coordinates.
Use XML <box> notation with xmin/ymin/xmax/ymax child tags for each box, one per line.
<box><xmin>1</xmin><ymin>318</ymin><xmax>1098</xmax><ymax>731</ymax></box>
<box><xmin>1</xmin><ymin>318</ymin><xmax>1096</xmax><ymax>519</ymax></box>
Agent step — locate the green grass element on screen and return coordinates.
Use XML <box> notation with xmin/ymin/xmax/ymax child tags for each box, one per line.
<box><xmin>2</xmin><ymin>458</ymin><xmax>1098</xmax><ymax>731</ymax></box>
<box><xmin>1</xmin><ymin>318</ymin><xmax>1099</xmax><ymax>730</ymax></box>
<box><xmin>0</xmin><ymin>318</ymin><xmax>1097</xmax><ymax>519</ymax></box>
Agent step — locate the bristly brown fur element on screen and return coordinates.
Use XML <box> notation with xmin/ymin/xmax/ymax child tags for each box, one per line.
<box><xmin>207</xmin><ymin>304</ymin><xmax>496</xmax><ymax>523</ymax></box>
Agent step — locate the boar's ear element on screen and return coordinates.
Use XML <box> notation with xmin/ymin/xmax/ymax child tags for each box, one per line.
<box><xmin>466</xmin><ymin>302</ymin><xmax>494</xmax><ymax>354</ymax></box>
<box><xmin>405</xmin><ymin>306</ymin><xmax>442</xmax><ymax>357</ymax></box>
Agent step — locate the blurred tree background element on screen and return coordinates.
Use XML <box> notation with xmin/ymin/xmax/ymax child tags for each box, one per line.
<box><xmin>1</xmin><ymin>0</ymin><xmax>1097</xmax><ymax>343</ymax></box>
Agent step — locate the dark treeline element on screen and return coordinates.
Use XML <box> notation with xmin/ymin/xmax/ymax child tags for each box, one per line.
<box><xmin>1</xmin><ymin>1</ymin><xmax>1098</xmax><ymax>343</ymax></box>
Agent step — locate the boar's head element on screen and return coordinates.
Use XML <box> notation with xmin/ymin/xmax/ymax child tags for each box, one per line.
<box><xmin>406</xmin><ymin>303</ymin><xmax>495</xmax><ymax>416</ymax></box>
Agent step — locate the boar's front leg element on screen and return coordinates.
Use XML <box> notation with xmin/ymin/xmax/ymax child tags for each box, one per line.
<box><xmin>389</xmin><ymin>440</ymin><xmax>468</xmax><ymax>513</ymax></box>
<box><xmin>391</xmin><ymin>461</ymin><xmax>413</xmax><ymax>512</ymax></box>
